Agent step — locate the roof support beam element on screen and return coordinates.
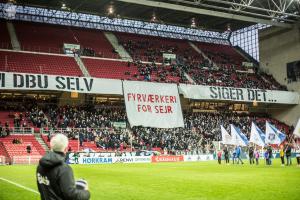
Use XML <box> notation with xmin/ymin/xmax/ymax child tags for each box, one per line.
<box><xmin>117</xmin><ymin>0</ymin><xmax>294</xmax><ymax>28</ymax></box>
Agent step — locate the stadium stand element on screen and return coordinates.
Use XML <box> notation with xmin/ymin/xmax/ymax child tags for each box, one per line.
<box><xmin>0</xmin><ymin>50</ymin><xmax>83</xmax><ymax>76</ymax></box>
<box><xmin>0</xmin><ymin>20</ymin><xmax>286</xmax><ymax>89</ymax></box>
<box><xmin>0</xmin><ymin>135</ymin><xmax>45</xmax><ymax>163</ymax></box>
<box><xmin>116</xmin><ymin>32</ymin><xmax>203</xmax><ymax>63</ymax></box>
<box><xmin>14</xmin><ymin>21</ymin><xmax>118</xmax><ymax>58</ymax></box>
<box><xmin>0</xmin><ymin>19</ymin><xmax>294</xmax><ymax>161</ymax></box>
<box><xmin>82</xmin><ymin>58</ymin><xmax>137</xmax><ymax>80</ymax></box>
<box><xmin>195</xmin><ymin>42</ymin><xmax>245</xmax><ymax>67</ymax></box>
<box><xmin>0</xmin><ymin>104</ymin><xmax>290</xmax><ymax>154</ymax></box>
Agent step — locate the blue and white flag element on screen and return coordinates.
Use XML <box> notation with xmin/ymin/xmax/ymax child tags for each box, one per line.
<box><xmin>293</xmin><ymin>118</ymin><xmax>300</xmax><ymax>138</ymax></box>
<box><xmin>230</xmin><ymin>124</ymin><xmax>249</xmax><ymax>146</ymax></box>
<box><xmin>249</xmin><ymin>122</ymin><xmax>266</xmax><ymax>147</ymax></box>
<box><xmin>220</xmin><ymin>125</ymin><xmax>232</xmax><ymax>145</ymax></box>
<box><xmin>265</xmin><ymin>121</ymin><xmax>286</xmax><ymax>145</ymax></box>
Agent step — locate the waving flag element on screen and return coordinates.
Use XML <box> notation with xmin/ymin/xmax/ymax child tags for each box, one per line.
<box><xmin>293</xmin><ymin>118</ymin><xmax>300</xmax><ymax>138</ymax></box>
<box><xmin>249</xmin><ymin>122</ymin><xmax>266</xmax><ymax>147</ymax></box>
<box><xmin>265</xmin><ymin>121</ymin><xmax>286</xmax><ymax>145</ymax></box>
<box><xmin>230</xmin><ymin>124</ymin><xmax>249</xmax><ymax>146</ymax></box>
<box><xmin>220</xmin><ymin>125</ymin><xmax>232</xmax><ymax>145</ymax></box>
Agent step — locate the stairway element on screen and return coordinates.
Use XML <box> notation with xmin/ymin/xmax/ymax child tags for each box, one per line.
<box><xmin>34</xmin><ymin>133</ymin><xmax>49</xmax><ymax>152</ymax></box>
<box><xmin>74</xmin><ymin>56</ymin><xmax>90</xmax><ymax>77</ymax></box>
<box><xmin>104</xmin><ymin>32</ymin><xmax>133</xmax><ymax>61</ymax></box>
<box><xmin>189</xmin><ymin>41</ymin><xmax>218</xmax><ymax>68</ymax></box>
<box><xmin>233</xmin><ymin>46</ymin><xmax>259</xmax><ymax>67</ymax></box>
<box><xmin>183</xmin><ymin>72</ymin><xmax>196</xmax><ymax>84</ymax></box>
<box><xmin>6</xmin><ymin>21</ymin><xmax>21</xmax><ymax>50</ymax></box>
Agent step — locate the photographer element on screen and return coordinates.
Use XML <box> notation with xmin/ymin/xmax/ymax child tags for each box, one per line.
<box><xmin>37</xmin><ymin>134</ymin><xmax>90</xmax><ymax>200</ymax></box>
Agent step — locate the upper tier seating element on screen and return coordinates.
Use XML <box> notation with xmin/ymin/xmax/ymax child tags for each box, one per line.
<box><xmin>0</xmin><ymin>50</ymin><xmax>82</xmax><ymax>76</ymax></box>
<box><xmin>196</xmin><ymin>42</ymin><xmax>246</xmax><ymax>67</ymax></box>
<box><xmin>14</xmin><ymin>21</ymin><xmax>118</xmax><ymax>58</ymax></box>
<box><xmin>82</xmin><ymin>58</ymin><xmax>138</xmax><ymax>80</ymax></box>
<box><xmin>116</xmin><ymin>32</ymin><xmax>203</xmax><ymax>63</ymax></box>
<box><xmin>0</xmin><ymin>20</ymin><xmax>11</xmax><ymax>49</ymax></box>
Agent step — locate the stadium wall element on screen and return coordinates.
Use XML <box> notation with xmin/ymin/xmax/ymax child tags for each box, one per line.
<box><xmin>259</xmin><ymin>27</ymin><xmax>300</xmax><ymax>126</ymax></box>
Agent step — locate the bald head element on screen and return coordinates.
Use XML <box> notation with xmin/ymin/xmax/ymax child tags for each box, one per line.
<box><xmin>50</xmin><ymin>134</ymin><xmax>69</xmax><ymax>153</ymax></box>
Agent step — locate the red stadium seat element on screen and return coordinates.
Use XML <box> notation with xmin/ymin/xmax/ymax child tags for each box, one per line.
<box><xmin>0</xmin><ymin>50</ymin><xmax>83</xmax><ymax>76</ymax></box>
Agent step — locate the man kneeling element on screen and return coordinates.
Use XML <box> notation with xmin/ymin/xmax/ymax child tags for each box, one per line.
<box><xmin>37</xmin><ymin>134</ymin><xmax>90</xmax><ymax>200</ymax></box>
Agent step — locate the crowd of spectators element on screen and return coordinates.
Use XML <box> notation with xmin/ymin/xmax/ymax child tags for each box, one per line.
<box><xmin>15</xmin><ymin>104</ymin><xmax>289</xmax><ymax>153</ymax></box>
<box><xmin>1</xmin><ymin>100</ymin><xmax>292</xmax><ymax>153</ymax></box>
<box><xmin>117</xmin><ymin>34</ymin><xmax>287</xmax><ymax>90</ymax></box>
<box><xmin>131</xmin><ymin>60</ymin><xmax>188</xmax><ymax>83</ymax></box>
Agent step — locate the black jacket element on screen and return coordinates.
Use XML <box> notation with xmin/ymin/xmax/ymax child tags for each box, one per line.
<box><xmin>37</xmin><ymin>151</ymin><xmax>90</xmax><ymax>200</ymax></box>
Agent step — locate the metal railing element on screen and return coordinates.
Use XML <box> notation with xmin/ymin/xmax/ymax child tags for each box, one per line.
<box><xmin>5</xmin><ymin>127</ymin><xmax>34</xmax><ymax>134</ymax></box>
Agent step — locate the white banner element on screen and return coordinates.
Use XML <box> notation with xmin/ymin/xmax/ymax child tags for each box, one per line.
<box><xmin>77</xmin><ymin>156</ymin><xmax>151</xmax><ymax>164</ymax></box>
<box><xmin>163</xmin><ymin>53</ymin><xmax>176</xmax><ymax>59</ymax></box>
<box><xmin>113</xmin><ymin>156</ymin><xmax>151</xmax><ymax>164</ymax></box>
<box><xmin>179</xmin><ymin>84</ymin><xmax>299</xmax><ymax>104</ymax></box>
<box><xmin>183</xmin><ymin>155</ymin><xmax>214</xmax><ymax>162</ymax></box>
<box><xmin>0</xmin><ymin>72</ymin><xmax>123</xmax><ymax>95</ymax></box>
<box><xmin>123</xmin><ymin>81</ymin><xmax>184</xmax><ymax>128</ymax></box>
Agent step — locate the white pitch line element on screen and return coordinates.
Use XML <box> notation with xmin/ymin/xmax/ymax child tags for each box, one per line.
<box><xmin>0</xmin><ymin>177</ymin><xmax>39</xmax><ymax>194</ymax></box>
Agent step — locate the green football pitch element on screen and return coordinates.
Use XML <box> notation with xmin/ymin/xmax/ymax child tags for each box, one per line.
<box><xmin>0</xmin><ymin>160</ymin><xmax>299</xmax><ymax>200</ymax></box>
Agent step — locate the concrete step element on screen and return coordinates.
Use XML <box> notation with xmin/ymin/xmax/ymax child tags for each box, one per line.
<box><xmin>74</xmin><ymin>56</ymin><xmax>90</xmax><ymax>77</ymax></box>
<box><xmin>104</xmin><ymin>32</ymin><xmax>132</xmax><ymax>61</ymax></box>
<box><xmin>189</xmin><ymin>41</ymin><xmax>218</xmax><ymax>68</ymax></box>
<box><xmin>34</xmin><ymin>134</ymin><xmax>49</xmax><ymax>151</ymax></box>
<box><xmin>6</xmin><ymin>21</ymin><xmax>21</xmax><ymax>50</ymax></box>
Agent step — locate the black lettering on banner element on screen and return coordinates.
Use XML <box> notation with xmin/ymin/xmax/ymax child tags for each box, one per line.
<box><xmin>37</xmin><ymin>75</ymin><xmax>48</xmax><ymax>88</ymax></box>
<box><xmin>0</xmin><ymin>73</ymin><xmax>5</xmax><ymax>87</ymax></box>
<box><xmin>247</xmin><ymin>89</ymin><xmax>255</xmax><ymax>101</ymax></box>
<box><xmin>255</xmin><ymin>90</ymin><xmax>262</xmax><ymax>101</ymax></box>
<box><xmin>247</xmin><ymin>89</ymin><xmax>267</xmax><ymax>102</ymax></box>
<box><xmin>209</xmin><ymin>87</ymin><xmax>218</xmax><ymax>98</ymax></box>
<box><xmin>230</xmin><ymin>88</ymin><xmax>236</xmax><ymax>100</ymax></box>
<box><xmin>84</xmin><ymin>78</ymin><xmax>93</xmax><ymax>92</ymax></box>
<box><xmin>76</xmin><ymin>78</ymin><xmax>80</xmax><ymax>91</ymax></box>
<box><xmin>223</xmin><ymin>87</ymin><xmax>229</xmax><ymax>99</ymax></box>
<box><xmin>26</xmin><ymin>75</ymin><xmax>36</xmax><ymax>88</ymax></box>
<box><xmin>67</xmin><ymin>77</ymin><xmax>75</xmax><ymax>90</ymax></box>
<box><xmin>13</xmin><ymin>74</ymin><xmax>24</xmax><ymax>88</ymax></box>
<box><xmin>262</xmin><ymin>90</ymin><xmax>266</xmax><ymax>102</ymax></box>
<box><xmin>236</xmin><ymin>89</ymin><xmax>244</xmax><ymax>100</ymax></box>
<box><xmin>217</xmin><ymin>87</ymin><xmax>222</xmax><ymax>99</ymax></box>
<box><xmin>55</xmin><ymin>76</ymin><xmax>66</xmax><ymax>89</ymax></box>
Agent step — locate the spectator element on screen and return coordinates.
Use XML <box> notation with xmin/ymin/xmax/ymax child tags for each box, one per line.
<box><xmin>232</xmin><ymin>148</ymin><xmax>236</xmax><ymax>164</ymax></box>
<box><xmin>236</xmin><ymin>145</ymin><xmax>244</xmax><ymax>164</ymax></box>
<box><xmin>249</xmin><ymin>146</ymin><xmax>254</xmax><ymax>165</ymax></box>
<box><xmin>26</xmin><ymin>144</ymin><xmax>31</xmax><ymax>154</ymax></box>
<box><xmin>296</xmin><ymin>153</ymin><xmax>300</xmax><ymax>166</ymax></box>
<box><xmin>267</xmin><ymin>145</ymin><xmax>273</xmax><ymax>165</ymax></box>
<box><xmin>264</xmin><ymin>149</ymin><xmax>269</xmax><ymax>165</ymax></box>
<box><xmin>37</xmin><ymin>134</ymin><xmax>90</xmax><ymax>200</ymax></box>
<box><xmin>223</xmin><ymin>146</ymin><xmax>229</xmax><ymax>165</ymax></box>
<box><xmin>280</xmin><ymin>145</ymin><xmax>285</xmax><ymax>166</ymax></box>
<box><xmin>255</xmin><ymin>149</ymin><xmax>260</xmax><ymax>165</ymax></box>
<box><xmin>285</xmin><ymin>144</ymin><xmax>292</xmax><ymax>166</ymax></box>
<box><xmin>217</xmin><ymin>150</ymin><xmax>222</xmax><ymax>164</ymax></box>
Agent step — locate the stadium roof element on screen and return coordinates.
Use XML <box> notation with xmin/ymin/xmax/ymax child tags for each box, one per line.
<box><xmin>15</xmin><ymin>0</ymin><xmax>300</xmax><ymax>32</ymax></box>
